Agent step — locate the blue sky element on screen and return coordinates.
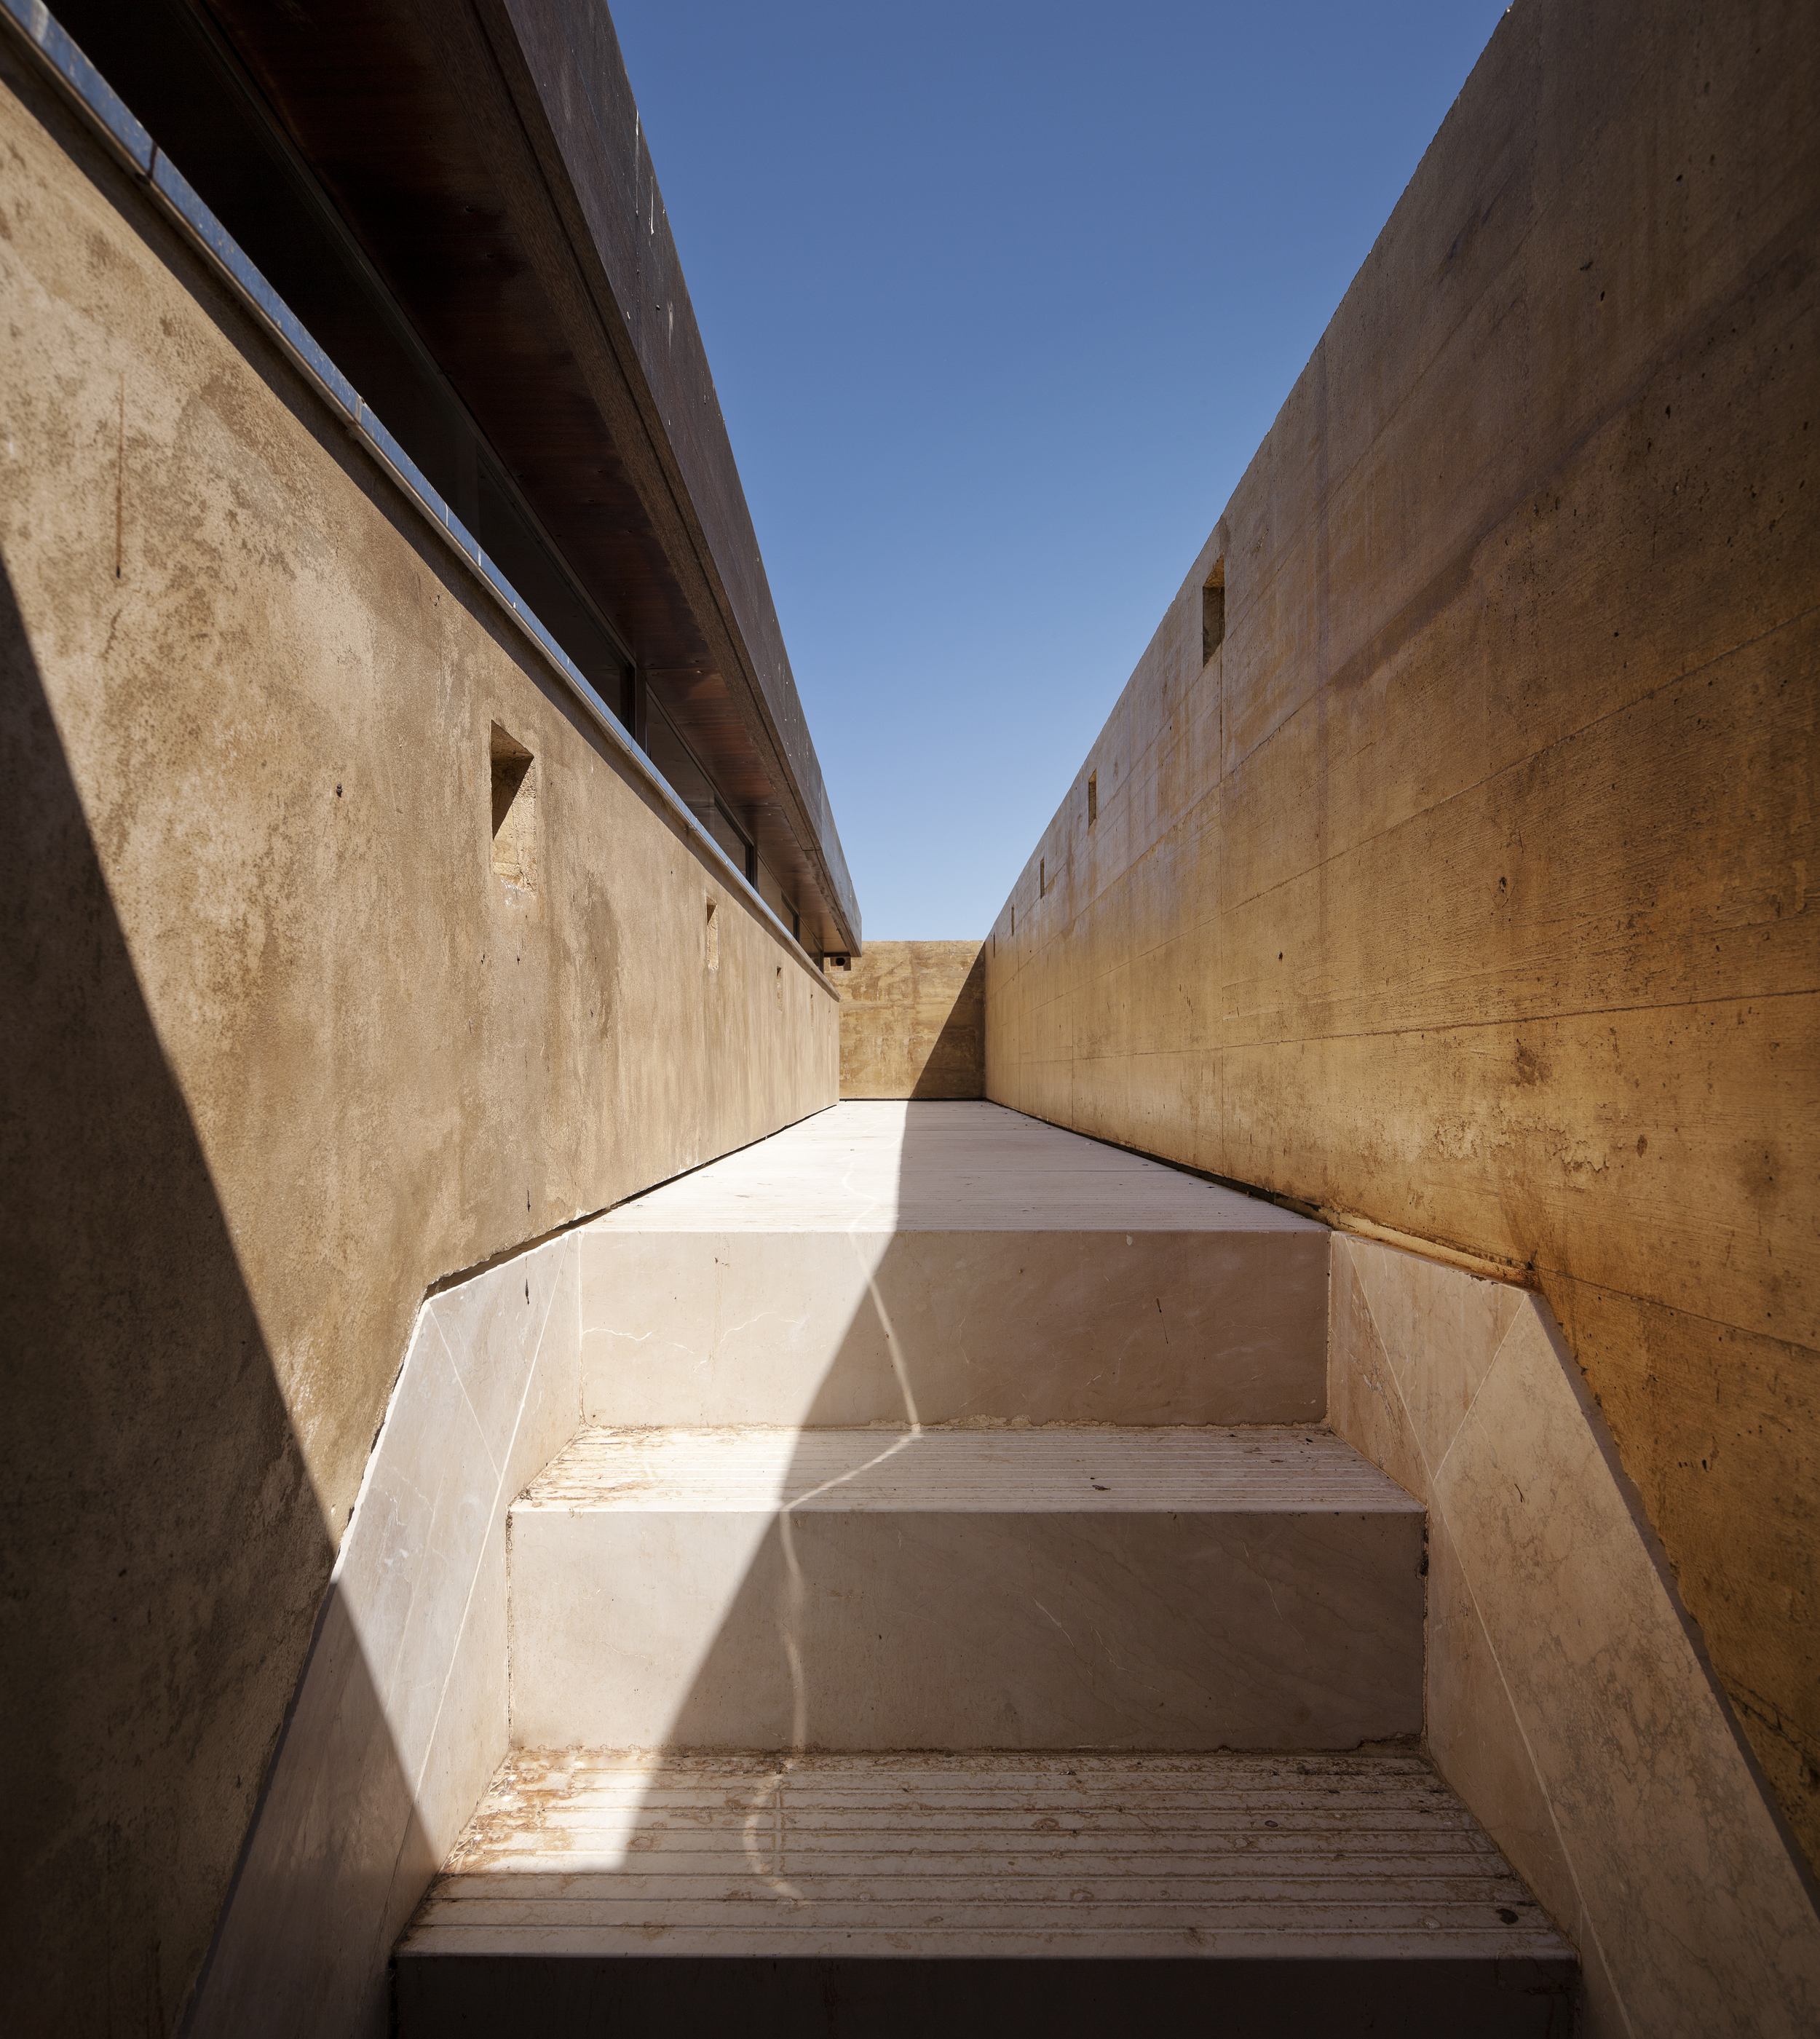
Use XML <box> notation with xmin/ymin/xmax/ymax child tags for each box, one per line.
<box><xmin>611</xmin><ymin>1</ymin><xmax>1510</xmax><ymax>939</ymax></box>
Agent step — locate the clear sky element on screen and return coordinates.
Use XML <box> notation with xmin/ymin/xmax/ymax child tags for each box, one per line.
<box><xmin>611</xmin><ymin>1</ymin><xmax>1511</xmax><ymax>940</ymax></box>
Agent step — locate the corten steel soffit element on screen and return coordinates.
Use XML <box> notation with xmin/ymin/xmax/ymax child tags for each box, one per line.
<box><xmin>69</xmin><ymin>0</ymin><xmax>860</xmax><ymax>957</ymax></box>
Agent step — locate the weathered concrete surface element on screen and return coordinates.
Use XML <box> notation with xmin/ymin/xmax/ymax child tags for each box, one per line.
<box><xmin>984</xmin><ymin>0</ymin><xmax>1820</xmax><ymax>1869</ymax></box>
<box><xmin>833</xmin><ymin>939</ymin><xmax>985</xmax><ymax>1097</ymax></box>
<box><xmin>0</xmin><ymin>51</ymin><xmax>835</xmax><ymax>2036</ymax></box>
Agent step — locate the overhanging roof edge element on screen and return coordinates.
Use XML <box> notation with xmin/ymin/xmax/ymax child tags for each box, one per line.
<box><xmin>485</xmin><ymin>0</ymin><xmax>862</xmax><ymax>951</ymax></box>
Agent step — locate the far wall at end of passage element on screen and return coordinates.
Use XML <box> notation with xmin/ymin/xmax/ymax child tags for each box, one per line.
<box><xmin>831</xmin><ymin>941</ymin><xmax>986</xmax><ymax>1099</ymax></box>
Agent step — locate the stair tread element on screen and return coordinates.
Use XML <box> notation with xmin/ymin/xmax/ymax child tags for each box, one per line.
<box><xmin>400</xmin><ymin>1751</ymin><xmax>1569</xmax><ymax>1962</ymax></box>
<box><xmin>593</xmin><ymin>1099</ymin><xmax>1323</xmax><ymax>1235</ymax></box>
<box><xmin>515</xmin><ymin>1426</ymin><xmax>1421</xmax><ymax>1514</ymax></box>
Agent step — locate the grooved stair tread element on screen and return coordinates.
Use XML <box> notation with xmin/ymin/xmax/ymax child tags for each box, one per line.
<box><xmin>400</xmin><ymin>1751</ymin><xmax>1569</xmax><ymax>1962</ymax></box>
<box><xmin>593</xmin><ymin>1098</ymin><xmax>1324</xmax><ymax>1234</ymax></box>
<box><xmin>515</xmin><ymin>1425</ymin><xmax>1423</xmax><ymax>1513</ymax></box>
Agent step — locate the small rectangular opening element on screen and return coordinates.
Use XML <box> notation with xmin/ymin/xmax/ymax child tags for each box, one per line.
<box><xmin>1202</xmin><ymin>558</ymin><xmax>1226</xmax><ymax>664</ymax></box>
<box><xmin>705</xmin><ymin>898</ymin><xmax>719</xmax><ymax>972</ymax></box>
<box><xmin>489</xmin><ymin>724</ymin><xmax>535</xmax><ymax>886</ymax></box>
<box><xmin>1088</xmin><ymin>772</ymin><xmax>1097</xmax><ymax>826</ymax></box>
<box><xmin>1040</xmin><ymin>857</ymin><xmax>1046</xmax><ymax>897</ymax></box>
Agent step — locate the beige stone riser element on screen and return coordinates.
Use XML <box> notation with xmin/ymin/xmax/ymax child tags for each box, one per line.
<box><xmin>505</xmin><ymin>1454</ymin><xmax>1423</xmax><ymax>1754</ymax></box>
<box><xmin>579</xmin><ymin>1227</ymin><xmax>1328</xmax><ymax>1428</ymax></box>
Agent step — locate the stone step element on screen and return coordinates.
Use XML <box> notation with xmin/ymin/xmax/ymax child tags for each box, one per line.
<box><xmin>395</xmin><ymin>1750</ymin><xmax>1576</xmax><ymax>2037</ymax></box>
<box><xmin>507</xmin><ymin>1426</ymin><xmax>1425</xmax><ymax>1751</ymax></box>
<box><xmin>579</xmin><ymin>1101</ymin><xmax>1330</xmax><ymax>1429</ymax></box>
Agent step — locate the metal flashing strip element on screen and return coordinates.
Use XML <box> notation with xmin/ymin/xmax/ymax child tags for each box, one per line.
<box><xmin>1</xmin><ymin>0</ymin><xmax>149</xmax><ymax>170</ymax></box>
<box><xmin>0</xmin><ymin>0</ymin><xmax>833</xmax><ymax>994</ymax></box>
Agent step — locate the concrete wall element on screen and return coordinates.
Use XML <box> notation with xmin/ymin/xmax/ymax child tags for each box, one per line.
<box><xmin>984</xmin><ymin>0</ymin><xmax>1819</xmax><ymax>1869</ymax></box>
<box><xmin>0</xmin><ymin>50</ymin><xmax>836</xmax><ymax>2034</ymax></box>
<box><xmin>834</xmin><ymin>940</ymin><xmax>986</xmax><ymax>1098</ymax></box>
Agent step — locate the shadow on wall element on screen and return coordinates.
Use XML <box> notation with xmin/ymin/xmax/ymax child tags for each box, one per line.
<box><xmin>837</xmin><ymin>942</ymin><xmax>986</xmax><ymax>1101</ymax></box>
<box><xmin>0</xmin><ymin>553</ymin><xmax>412</xmax><ymax>2033</ymax></box>
<box><xmin>909</xmin><ymin>946</ymin><xmax>986</xmax><ymax>1101</ymax></box>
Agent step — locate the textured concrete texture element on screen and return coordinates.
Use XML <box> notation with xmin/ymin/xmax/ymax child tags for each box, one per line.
<box><xmin>984</xmin><ymin>0</ymin><xmax>1820</xmax><ymax>1864</ymax></box>
<box><xmin>831</xmin><ymin>938</ymin><xmax>986</xmax><ymax>1098</ymax></box>
<box><xmin>1329</xmin><ymin>1241</ymin><xmax>1820</xmax><ymax>2038</ymax></box>
<box><xmin>0</xmin><ymin>54</ymin><xmax>834</xmax><ymax>2037</ymax></box>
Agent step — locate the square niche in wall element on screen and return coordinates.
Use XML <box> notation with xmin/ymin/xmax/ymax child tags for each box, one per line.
<box><xmin>490</xmin><ymin>722</ymin><xmax>537</xmax><ymax>887</ymax></box>
<box><xmin>1202</xmin><ymin>557</ymin><xmax>1226</xmax><ymax>665</ymax></box>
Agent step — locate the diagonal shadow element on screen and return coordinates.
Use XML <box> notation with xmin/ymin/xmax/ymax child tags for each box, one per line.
<box><xmin>638</xmin><ymin>1108</ymin><xmax>1348</xmax><ymax>1764</ymax></box>
<box><xmin>909</xmin><ymin>947</ymin><xmax>985</xmax><ymax>1099</ymax></box>
<box><xmin>0</xmin><ymin>550</ymin><xmax>414</xmax><ymax>2034</ymax></box>
<box><xmin>410</xmin><ymin>1104</ymin><xmax>1406</xmax><ymax>2033</ymax></box>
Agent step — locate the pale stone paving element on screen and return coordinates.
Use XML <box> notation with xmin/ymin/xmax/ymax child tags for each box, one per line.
<box><xmin>523</xmin><ymin>1424</ymin><xmax>1423</xmax><ymax>1513</ymax></box>
<box><xmin>593</xmin><ymin>1099</ymin><xmax>1321</xmax><ymax>1233</ymax></box>
<box><xmin>403</xmin><ymin>1750</ymin><xmax>1570</xmax><ymax>1961</ymax></box>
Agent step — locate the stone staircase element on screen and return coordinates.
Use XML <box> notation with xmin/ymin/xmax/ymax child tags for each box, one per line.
<box><xmin>393</xmin><ymin>1103</ymin><xmax>1578</xmax><ymax>2033</ymax></box>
